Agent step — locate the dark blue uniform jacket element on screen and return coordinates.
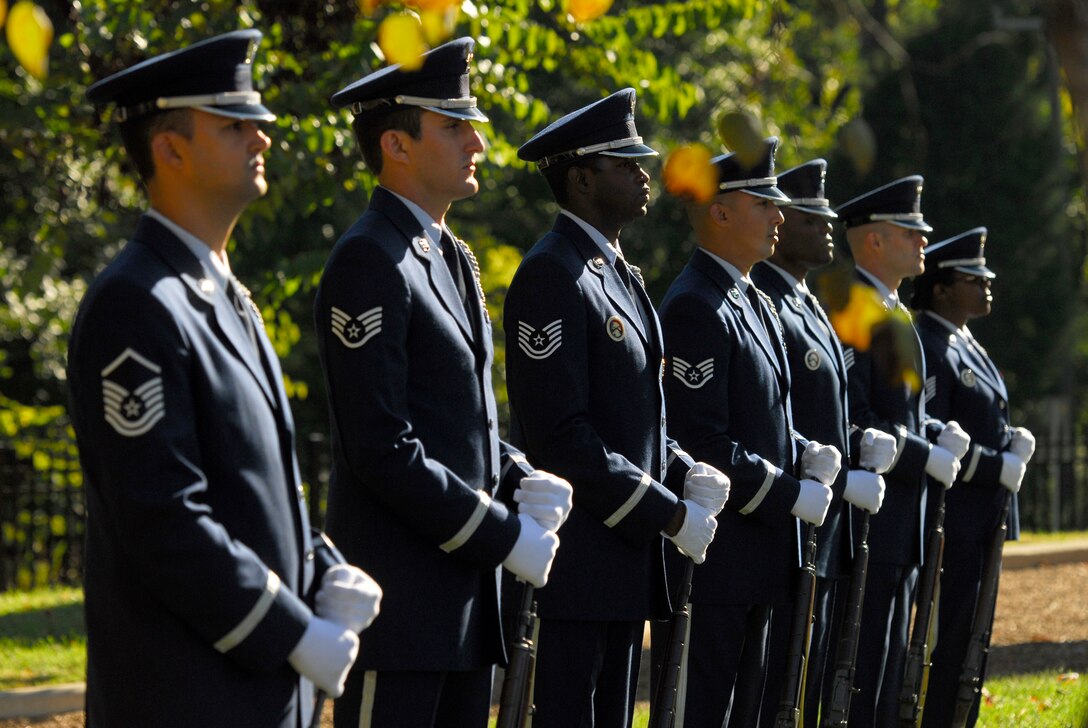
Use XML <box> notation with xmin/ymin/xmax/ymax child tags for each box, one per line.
<box><xmin>314</xmin><ymin>187</ymin><xmax>531</xmax><ymax>671</ymax></box>
<box><xmin>68</xmin><ymin>216</ymin><xmax>332</xmax><ymax>728</ymax></box>
<box><xmin>503</xmin><ymin>214</ymin><xmax>692</xmax><ymax>622</ymax></box>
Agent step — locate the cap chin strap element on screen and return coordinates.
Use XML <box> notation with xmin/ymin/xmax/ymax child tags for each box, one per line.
<box><xmin>351</xmin><ymin>94</ymin><xmax>479</xmax><ymax>115</ymax></box>
<box><xmin>937</xmin><ymin>257</ymin><xmax>986</xmax><ymax>268</ymax></box>
<box><xmin>538</xmin><ymin>136</ymin><xmax>653</xmax><ymax>170</ymax></box>
<box><xmin>115</xmin><ymin>90</ymin><xmax>263</xmax><ymax>122</ymax></box>
<box><xmin>718</xmin><ymin>176</ymin><xmax>776</xmax><ymax>191</ymax></box>
<box><xmin>783</xmin><ymin>196</ymin><xmax>830</xmax><ymax>207</ymax></box>
<box><xmin>869</xmin><ymin>212</ymin><xmax>925</xmax><ymax>223</ymax></box>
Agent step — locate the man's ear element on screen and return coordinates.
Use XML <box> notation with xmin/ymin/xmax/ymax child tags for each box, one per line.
<box><xmin>150</xmin><ymin>130</ymin><xmax>185</xmax><ymax>173</ymax></box>
<box><xmin>709</xmin><ymin>198</ymin><xmax>729</xmax><ymax>227</ymax></box>
<box><xmin>380</xmin><ymin>129</ymin><xmax>413</xmax><ymax>166</ymax></box>
<box><xmin>567</xmin><ymin>164</ymin><xmax>591</xmax><ymax>195</ymax></box>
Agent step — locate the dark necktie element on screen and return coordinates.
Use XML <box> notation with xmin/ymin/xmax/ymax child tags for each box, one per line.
<box><xmin>614</xmin><ymin>256</ymin><xmax>649</xmax><ymax>329</ymax></box>
<box><xmin>439</xmin><ymin>230</ymin><xmax>468</xmax><ymax>305</ymax></box>
<box><xmin>746</xmin><ymin>284</ymin><xmax>771</xmax><ymax>336</ymax></box>
<box><xmin>228</xmin><ymin>276</ymin><xmax>260</xmax><ymax>354</ymax></box>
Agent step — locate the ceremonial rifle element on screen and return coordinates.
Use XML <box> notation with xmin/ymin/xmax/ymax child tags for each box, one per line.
<box><xmin>774</xmin><ymin>520</ymin><xmax>819</xmax><ymax>728</ymax></box>
<box><xmin>496</xmin><ymin>582</ymin><xmax>539</xmax><ymax>728</ymax></box>
<box><xmin>897</xmin><ymin>485</ymin><xmax>947</xmax><ymax>727</ymax></box>
<box><xmin>820</xmin><ymin>510</ymin><xmax>871</xmax><ymax>727</ymax></box>
<box><xmin>950</xmin><ymin>491</ymin><xmax>1011</xmax><ymax>727</ymax></box>
<box><xmin>649</xmin><ymin>558</ymin><xmax>695</xmax><ymax>728</ymax></box>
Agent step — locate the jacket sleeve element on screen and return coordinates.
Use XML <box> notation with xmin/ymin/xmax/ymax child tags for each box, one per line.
<box><xmin>661</xmin><ymin>292</ymin><xmax>800</xmax><ymax>525</ymax></box>
<box><xmin>844</xmin><ymin>338</ymin><xmax>931</xmax><ymax>485</ymax></box>
<box><xmin>68</xmin><ymin>280</ymin><xmax>310</xmax><ymax>673</ymax></box>
<box><xmin>504</xmin><ymin>254</ymin><xmax>678</xmax><ymax>545</ymax></box>
<box><xmin>315</xmin><ymin>238</ymin><xmax>519</xmax><ymax>568</ymax></box>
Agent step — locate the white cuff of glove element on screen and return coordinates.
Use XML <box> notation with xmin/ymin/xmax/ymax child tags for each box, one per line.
<box><xmin>791</xmin><ymin>479</ymin><xmax>833</xmax><ymax>526</ymax></box>
<box><xmin>502</xmin><ymin>514</ymin><xmax>560</xmax><ymax>588</ymax></box>
<box><xmin>937</xmin><ymin>420</ymin><xmax>971</xmax><ymax>461</ymax></box>
<box><xmin>684</xmin><ymin>462</ymin><xmax>730</xmax><ymax>516</ymax></box>
<box><xmin>666</xmin><ymin>500</ymin><xmax>717</xmax><ymax>564</ymax></box>
<box><xmin>515</xmin><ymin>471</ymin><xmax>574</xmax><ymax>532</ymax></box>
<box><xmin>859</xmin><ymin>428</ymin><xmax>898</xmax><ymax>475</ymax></box>
<box><xmin>315</xmin><ymin>563</ymin><xmax>383</xmax><ymax>634</ymax></box>
<box><xmin>999</xmin><ymin>452</ymin><xmax>1026</xmax><ymax>493</ymax></box>
<box><xmin>1009</xmin><ymin>427</ymin><xmax>1037</xmax><ymax>464</ymax></box>
<box><xmin>844</xmin><ymin>470</ymin><xmax>886</xmax><ymax>514</ymax></box>
<box><xmin>288</xmin><ymin>616</ymin><xmax>359</xmax><ymax>698</ymax></box>
<box><xmin>925</xmin><ymin>445</ymin><xmax>960</xmax><ymax>488</ymax></box>
<box><xmin>801</xmin><ymin>442</ymin><xmax>842</xmax><ymax>486</ymax></box>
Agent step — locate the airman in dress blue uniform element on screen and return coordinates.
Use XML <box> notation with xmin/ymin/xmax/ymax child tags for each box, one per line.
<box><xmin>504</xmin><ymin>89</ymin><xmax>729</xmax><ymax>728</ymax></box>
<box><xmin>69</xmin><ymin>30</ymin><xmax>381</xmax><ymax>728</ymax></box>
<box><xmin>314</xmin><ymin>38</ymin><xmax>573</xmax><ymax>728</ymax></box>
<box><xmin>835</xmin><ymin>177</ymin><xmax>972</xmax><ymax>727</ymax></box>
<box><xmin>751</xmin><ymin>159</ymin><xmax>896</xmax><ymax>727</ymax></box>
<box><xmin>910</xmin><ymin>228</ymin><xmax>1035</xmax><ymax>728</ymax></box>
<box><xmin>659</xmin><ymin>139</ymin><xmax>841</xmax><ymax>727</ymax></box>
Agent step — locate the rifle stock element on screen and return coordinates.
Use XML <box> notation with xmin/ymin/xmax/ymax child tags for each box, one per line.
<box><xmin>649</xmin><ymin>558</ymin><xmax>695</xmax><ymax>728</ymax></box>
<box><xmin>774</xmin><ymin>521</ymin><xmax>819</xmax><ymax>728</ymax></box>
<box><xmin>820</xmin><ymin>511</ymin><xmax>871</xmax><ymax>728</ymax></box>
<box><xmin>897</xmin><ymin>486</ymin><xmax>947</xmax><ymax>727</ymax></box>
<box><xmin>496</xmin><ymin>582</ymin><xmax>538</xmax><ymax>728</ymax></box>
<box><xmin>950</xmin><ymin>491</ymin><xmax>1011</xmax><ymax>727</ymax></box>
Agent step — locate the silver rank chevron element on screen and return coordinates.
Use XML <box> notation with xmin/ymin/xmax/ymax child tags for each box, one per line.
<box><xmin>331</xmin><ymin>306</ymin><xmax>382</xmax><ymax>349</ymax></box>
<box><xmin>517</xmin><ymin>319</ymin><xmax>562</xmax><ymax>360</ymax></box>
<box><xmin>672</xmin><ymin>356</ymin><xmax>714</xmax><ymax>389</ymax></box>
<box><xmin>101</xmin><ymin>348</ymin><xmax>165</xmax><ymax>437</ymax></box>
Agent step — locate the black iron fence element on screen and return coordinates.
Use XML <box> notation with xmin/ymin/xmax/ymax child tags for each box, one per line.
<box><xmin>1</xmin><ymin>427</ymin><xmax>1085</xmax><ymax>593</ymax></box>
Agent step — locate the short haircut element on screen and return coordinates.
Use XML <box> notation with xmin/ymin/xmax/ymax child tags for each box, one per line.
<box><xmin>351</xmin><ymin>105</ymin><xmax>423</xmax><ymax>174</ymax></box>
<box><xmin>910</xmin><ymin>268</ymin><xmax>957</xmax><ymax>311</ymax></box>
<box><xmin>117</xmin><ymin>109</ymin><xmax>194</xmax><ymax>185</ymax></box>
<box><xmin>540</xmin><ymin>155</ymin><xmax>602</xmax><ymax>205</ymax></box>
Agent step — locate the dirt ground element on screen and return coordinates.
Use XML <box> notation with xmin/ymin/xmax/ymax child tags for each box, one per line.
<box><xmin>4</xmin><ymin>561</ymin><xmax>1087</xmax><ymax>728</ymax></box>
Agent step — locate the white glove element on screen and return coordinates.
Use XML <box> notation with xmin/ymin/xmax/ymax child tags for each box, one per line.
<box><xmin>859</xmin><ymin>428</ymin><xmax>898</xmax><ymax>474</ymax></box>
<box><xmin>502</xmin><ymin>514</ymin><xmax>560</xmax><ymax>588</ymax></box>
<box><xmin>801</xmin><ymin>442</ymin><xmax>842</xmax><ymax>486</ymax></box>
<box><xmin>999</xmin><ymin>452</ymin><xmax>1026</xmax><ymax>493</ymax></box>
<box><xmin>1009</xmin><ymin>427</ymin><xmax>1036</xmax><ymax>464</ymax></box>
<box><xmin>790</xmin><ymin>479</ymin><xmax>833</xmax><ymax>526</ymax></box>
<box><xmin>684</xmin><ymin>462</ymin><xmax>730</xmax><ymax>515</ymax></box>
<box><xmin>288</xmin><ymin>616</ymin><xmax>359</xmax><ymax>698</ymax></box>
<box><xmin>925</xmin><ymin>445</ymin><xmax>960</xmax><ymax>488</ymax></box>
<box><xmin>665</xmin><ymin>500</ymin><xmax>718</xmax><ymax>564</ymax></box>
<box><xmin>938</xmin><ymin>421</ymin><xmax>971</xmax><ymax>461</ymax></box>
<box><xmin>514</xmin><ymin>470</ymin><xmax>574</xmax><ymax>532</ymax></box>
<box><xmin>844</xmin><ymin>470</ymin><xmax>886</xmax><ymax>514</ymax></box>
<box><xmin>314</xmin><ymin>563</ymin><xmax>383</xmax><ymax>635</ymax></box>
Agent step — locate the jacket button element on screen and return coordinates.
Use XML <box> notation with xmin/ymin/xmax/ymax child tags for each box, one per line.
<box><xmin>306</xmin><ymin>550</ymin><xmax>315</xmax><ymax>561</ymax></box>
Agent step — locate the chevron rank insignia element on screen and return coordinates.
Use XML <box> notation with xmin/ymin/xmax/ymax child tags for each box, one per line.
<box><xmin>925</xmin><ymin>375</ymin><xmax>937</xmax><ymax>403</ymax></box>
<box><xmin>518</xmin><ymin>319</ymin><xmax>562</xmax><ymax>360</ymax></box>
<box><xmin>672</xmin><ymin>356</ymin><xmax>714</xmax><ymax>389</ymax></box>
<box><xmin>331</xmin><ymin>306</ymin><xmax>382</xmax><ymax>349</ymax></box>
<box><xmin>101</xmin><ymin>348</ymin><xmax>165</xmax><ymax>437</ymax></box>
<box><xmin>842</xmin><ymin>347</ymin><xmax>855</xmax><ymax>370</ymax></box>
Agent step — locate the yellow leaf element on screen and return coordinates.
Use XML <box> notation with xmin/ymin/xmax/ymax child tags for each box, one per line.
<box><xmin>567</xmin><ymin>0</ymin><xmax>613</xmax><ymax>23</ymax></box>
<box><xmin>378</xmin><ymin>14</ymin><xmax>427</xmax><ymax>70</ymax></box>
<box><xmin>827</xmin><ymin>283</ymin><xmax>887</xmax><ymax>351</ymax></box>
<box><xmin>663</xmin><ymin>144</ymin><xmax>717</xmax><ymax>203</ymax></box>
<box><xmin>6</xmin><ymin>1</ymin><xmax>53</xmax><ymax>80</ymax></box>
<box><xmin>0</xmin><ymin>0</ymin><xmax>7</xmax><ymax>30</ymax></box>
<box><xmin>419</xmin><ymin>7</ymin><xmax>456</xmax><ymax>46</ymax></box>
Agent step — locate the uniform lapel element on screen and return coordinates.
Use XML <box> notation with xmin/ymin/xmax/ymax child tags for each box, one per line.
<box><xmin>556</xmin><ymin>216</ymin><xmax>649</xmax><ymax>345</ymax></box>
<box><xmin>959</xmin><ymin>331</ymin><xmax>1007</xmax><ymax>401</ymax></box>
<box><xmin>134</xmin><ymin>216</ymin><xmax>279</xmax><ymax>410</ymax></box>
<box><xmin>371</xmin><ymin>188</ymin><xmax>475</xmax><ymax>346</ymax></box>
<box><xmin>692</xmin><ymin>250</ymin><xmax>782</xmax><ymax>377</ymax></box>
